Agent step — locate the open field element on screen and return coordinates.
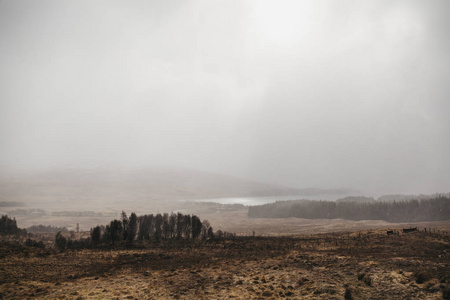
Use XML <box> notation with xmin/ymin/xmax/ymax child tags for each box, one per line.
<box><xmin>5</xmin><ymin>203</ymin><xmax>450</xmax><ymax>235</ymax></box>
<box><xmin>1</xmin><ymin>229</ymin><xmax>449</xmax><ymax>299</ymax></box>
<box><xmin>198</xmin><ymin>211</ymin><xmax>450</xmax><ymax>236</ymax></box>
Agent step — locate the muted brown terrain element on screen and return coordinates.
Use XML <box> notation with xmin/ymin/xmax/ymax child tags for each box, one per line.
<box><xmin>6</xmin><ymin>202</ymin><xmax>450</xmax><ymax>236</ymax></box>
<box><xmin>1</xmin><ymin>229</ymin><xmax>449</xmax><ymax>299</ymax></box>
<box><xmin>198</xmin><ymin>211</ymin><xmax>450</xmax><ymax>236</ymax></box>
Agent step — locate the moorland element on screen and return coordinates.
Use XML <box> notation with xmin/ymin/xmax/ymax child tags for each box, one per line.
<box><xmin>1</xmin><ymin>218</ymin><xmax>449</xmax><ymax>299</ymax></box>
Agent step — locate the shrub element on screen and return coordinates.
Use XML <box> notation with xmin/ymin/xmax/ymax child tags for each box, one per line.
<box><xmin>55</xmin><ymin>232</ymin><xmax>67</xmax><ymax>250</ymax></box>
<box><xmin>25</xmin><ymin>238</ymin><xmax>45</xmax><ymax>248</ymax></box>
<box><xmin>443</xmin><ymin>285</ymin><xmax>450</xmax><ymax>300</ymax></box>
<box><xmin>344</xmin><ymin>287</ymin><xmax>353</xmax><ymax>300</ymax></box>
<box><xmin>414</xmin><ymin>270</ymin><xmax>432</xmax><ymax>284</ymax></box>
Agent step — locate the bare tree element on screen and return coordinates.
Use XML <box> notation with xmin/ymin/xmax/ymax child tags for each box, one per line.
<box><xmin>201</xmin><ymin>220</ymin><xmax>211</xmax><ymax>240</ymax></box>
<box><xmin>162</xmin><ymin>213</ymin><xmax>170</xmax><ymax>239</ymax></box>
<box><xmin>90</xmin><ymin>226</ymin><xmax>101</xmax><ymax>246</ymax></box>
<box><xmin>176</xmin><ymin>212</ymin><xmax>183</xmax><ymax>239</ymax></box>
<box><xmin>108</xmin><ymin>220</ymin><xmax>123</xmax><ymax>244</ymax></box>
<box><xmin>191</xmin><ymin>215</ymin><xmax>202</xmax><ymax>239</ymax></box>
<box><xmin>183</xmin><ymin>214</ymin><xmax>192</xmax><ymax>239</ymax></box>
<box><xmin>169</xmin><ymin>213</ymin><xmax>177</xmax><ymax>239</ymax></box>
<box><xmin>127</xmin><ymin>212</ymin><xmax>138</xmax><ymax>243</ymax></box>
<box><xmin>121</xmin><ymin>211</ymin><xmax>128</xmax><ymax>241</ymax></box>
<box><xmin>155</xmin><ymin>214</ymin><xmax>163</xmax><ymax>242</ymax></box>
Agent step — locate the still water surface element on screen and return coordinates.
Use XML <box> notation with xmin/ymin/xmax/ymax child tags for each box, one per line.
<box><xmin>194</xmin><ymin>194</ymin><xmax>345</xmax><ymax>206</ymax></box>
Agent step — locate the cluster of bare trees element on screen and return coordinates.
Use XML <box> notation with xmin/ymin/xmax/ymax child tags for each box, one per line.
<box><xmin>89</xmin><ymin>211</ymin><xmax>223</xmax><ymax>247</ymax></box>
<box><xmin>0</xmin><ymin>215</ymin><xmax>27</xmax><ymax>236</ymax></box>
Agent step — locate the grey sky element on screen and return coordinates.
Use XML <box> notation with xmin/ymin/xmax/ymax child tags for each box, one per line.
<box><xmin>1</xmin><ymin>0</ymin><xmax>449</xmax><ymax>195</ymax></box>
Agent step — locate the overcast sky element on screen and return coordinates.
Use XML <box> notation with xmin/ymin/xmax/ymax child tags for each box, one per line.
<box><xmin>1</xmin><ymin>0</ymin><xmax>449</xmax><ymax>195</ymax></box>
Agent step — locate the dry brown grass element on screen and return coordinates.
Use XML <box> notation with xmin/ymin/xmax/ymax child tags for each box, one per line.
<box><xmin>1</xmin><ymin>229</ymin><xmax>449</xmax><ymax>299</ymax></box>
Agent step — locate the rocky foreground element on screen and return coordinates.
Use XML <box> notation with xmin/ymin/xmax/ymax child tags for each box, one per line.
<box><xmin>0</xmin><ymin>229</ymin><xmax>449</xmax><ymax>299</ymax></box>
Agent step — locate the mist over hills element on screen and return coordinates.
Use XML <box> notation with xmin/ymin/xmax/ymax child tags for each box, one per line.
<box><xmin>1</xmin><ymin>167</ymin><xmax>446</xmax><ymax>213</ymax></box>
<box><xmin>0</xmin><ymin>167</ymin><xmax>356</xmax><ymax>210</ymax></box>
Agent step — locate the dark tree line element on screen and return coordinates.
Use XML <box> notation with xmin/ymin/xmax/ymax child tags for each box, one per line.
<box><xmin>53</xmin><ymin>211</ymin><xmax>233</xmax><ymax>250</ymax></box>
<box><xmin>1</xmin><ymin>215</ymin><xmax>27</xmax><ymax>236</ymax></box>
<box><xmin>86</xmin><ymin>211</ymin><xmax>225</xmax><ymax>249</ymax></box>
<box><xmin>0</xmin><ymin>212</ymin><xmax>231</xmax><ymax>251</ymax></box>
<box><xmin>27</xmin><ymin>224</ymin><xmax>68</xmax><ymax>233</ymax></box>
<box><xmin>248</xmin><ymin>196</ymin><xmax>450</xmax><ymax>222</ymax></box>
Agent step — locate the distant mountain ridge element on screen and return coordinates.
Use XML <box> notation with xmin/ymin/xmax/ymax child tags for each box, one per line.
<box><xmin>0</xmin><ymin>168</ymin><xmax>353</xmax><ymax>207</ymax></box>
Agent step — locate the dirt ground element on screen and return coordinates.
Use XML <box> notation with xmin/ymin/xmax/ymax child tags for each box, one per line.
<box><xmin>1</xmin><ymin>229</ymin><xmax>449</xmax><ymax>299</ymax></box>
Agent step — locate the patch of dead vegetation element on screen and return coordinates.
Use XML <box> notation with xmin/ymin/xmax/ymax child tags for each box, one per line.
<box><xmin>0</xmin><ymin>230</ymin><xmax>449</xmax><ymax>299</ymax></box>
